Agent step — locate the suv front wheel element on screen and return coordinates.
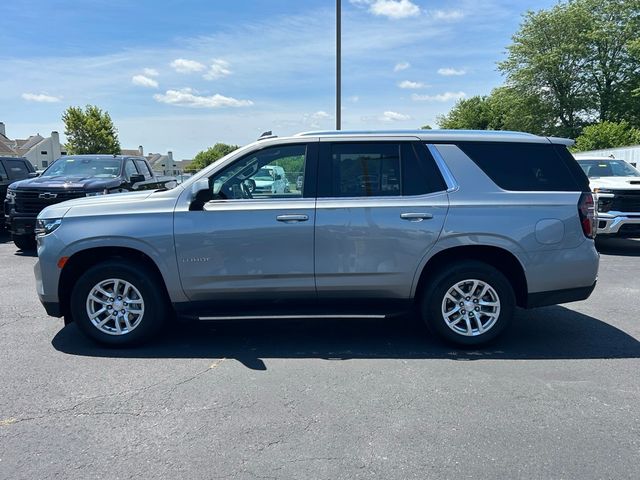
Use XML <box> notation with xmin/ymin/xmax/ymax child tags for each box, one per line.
<box><xmin>70</xmin><ymin>260</ymin><xmax>168</xmax><ymax>346</ymax></box>
<box><xmin>421</xmin><ymin>261</ymin><xmax>515</xmax><ymax>346</ymax></box>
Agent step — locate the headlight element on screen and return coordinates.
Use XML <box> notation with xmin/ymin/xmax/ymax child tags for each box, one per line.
<box><xmin>6</xmin><ymin>189</ymin><xmax>16</xmax><ymax>204</ymax></box>
<box><xmin>35</xmin><ymin>218</ymin><xmax>62</xmax><ymax>236</ymax></box>
<box><xmin>593</xmin><ymin>188</ymin><xmax>613</xmax><ymax>194</ymax></box>
<box><xmin>86</xmin><ymin>190</ymin><xmax>107</xmax><ymax>197</ymax></box>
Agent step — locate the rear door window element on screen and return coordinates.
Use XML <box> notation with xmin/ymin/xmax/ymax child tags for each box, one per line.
<box><xmin>457</xmin><ymin>142</ymin><xmax>583</xmax><ymax>191</ymax></box>
<box><xmin>3</xmin><ymin>159</ymin><xmax>31</xmax><ymax>180</ymax></box>
<box><xmin>320</xmin><ymin>142</ymin><xmax>446</xmax><ymax>198</ymax></box>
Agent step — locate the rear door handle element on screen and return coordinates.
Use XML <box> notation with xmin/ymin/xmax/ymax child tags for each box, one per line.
<box><xmin>400</xmin><ymin>212</ymin><xmax>433</xmax><ymax>222</ymax></box>
<box><xmin>276</xmin><ymin>214</ymin><xmax>309</xmax><ymax>223</ymax></box>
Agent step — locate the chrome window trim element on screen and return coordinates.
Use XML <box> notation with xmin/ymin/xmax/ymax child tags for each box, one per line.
<box><xmin>426</xmin><ymin>144</ymin><xmax>459</xmax><ymax>193</ymax></box>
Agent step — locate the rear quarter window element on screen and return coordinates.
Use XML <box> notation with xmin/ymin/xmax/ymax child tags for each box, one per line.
<box><xmin>457</xmin><ymin>142</ymin><xmax>585</xmax><ymax>192</ymax></box>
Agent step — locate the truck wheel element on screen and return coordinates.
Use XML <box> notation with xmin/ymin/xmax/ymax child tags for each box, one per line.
<box><xmin>13</xmin><ymin>234</ymin><xmax>36</xmax><ymax>251</ymax></box>
<box><xmin>70</xmin><ymin>260</ymin><xmax>168</xmax><ymax>346</ymax></box>
<box><xmin>421</xmin><ymin>261</ymin><xmax>515</xmax><ymax>346</ymax></box>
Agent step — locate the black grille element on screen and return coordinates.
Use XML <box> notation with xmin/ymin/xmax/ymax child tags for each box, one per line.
<box><xmin>14</xmin><ymin>190</ymin><xmax>86</xmax><ymax>215</ymax></box>
<box><xmin>610</xmin><ymin>190</ymin><xmax>640</xmax><ymax>213</ymax></box>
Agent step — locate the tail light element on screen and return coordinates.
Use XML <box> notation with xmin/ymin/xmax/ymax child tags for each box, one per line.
<box><xmin>578</xmin><ymin>192</ymin><xmax>597</xmax><ymax>239</ymax></box>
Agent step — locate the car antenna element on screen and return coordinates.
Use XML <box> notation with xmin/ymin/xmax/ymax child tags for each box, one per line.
<box><xmin>258</xmin><ymin>131</ymin><xmax>277</xmax><ymax>141</ymax></box>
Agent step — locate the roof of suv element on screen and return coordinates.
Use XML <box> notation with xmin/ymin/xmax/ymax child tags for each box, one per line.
<box><xmin>294</xmin><ymin>129</ymin><xmax>573</xmax><ymax>145</ymax></box>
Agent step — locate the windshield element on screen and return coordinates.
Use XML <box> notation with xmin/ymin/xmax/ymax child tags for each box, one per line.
<box><xmin>254</xmin><ymin>168</ymin><xmax>274</xmax><ymax>181</ymax></box>
<box><xmin>576</xmin><ymin>159</ymin><xmax>640</xmax><ymax>178</ymax></box>
<box><xmin>42</xmin><ymin>157</ymin><xmax>122</xmax><ymax>178</ymax></box>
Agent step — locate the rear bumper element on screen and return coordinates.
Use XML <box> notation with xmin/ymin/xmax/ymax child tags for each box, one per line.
<box><xmin>525</xmin><ymin>281</ymin><xmax>597</xmax><ymax>308</ymax></box>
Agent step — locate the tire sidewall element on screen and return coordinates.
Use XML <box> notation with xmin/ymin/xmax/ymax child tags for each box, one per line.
<box><xmin>422</xmin><ymin>261</ymin><xmax>515</xmax><ymax>346</ymax></box>
<box><xmin>70</xmin><ymin>260</ymin><xmax>166</xmax><ymax>346</ymax></box>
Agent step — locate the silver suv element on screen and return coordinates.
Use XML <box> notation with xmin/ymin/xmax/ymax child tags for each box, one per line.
<box><xmin>34</xmin><ymin>130</ymin><xmax>599</xmax><ymax>347</ymax></box>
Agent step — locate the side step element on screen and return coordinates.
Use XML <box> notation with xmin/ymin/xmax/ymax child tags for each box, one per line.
<box><xmin>198</xmin><ymin>314</ymin><xmax>387</xmax><ymax>321</ymax></box>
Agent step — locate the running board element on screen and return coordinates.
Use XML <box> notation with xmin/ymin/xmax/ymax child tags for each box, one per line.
<box><xmin>198</xmin><ymin>314</ymin><xmax>387</xmax><ymax>321</ymax></box>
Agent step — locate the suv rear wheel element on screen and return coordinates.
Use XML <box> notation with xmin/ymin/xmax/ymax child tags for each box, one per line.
<box><xmin>421</xmin><ymin>261</ymin><xmax>515</xmax><ymax>346</ymax></box>
<box><xmin>70</xmin><ymin>260</ymin><xmax>167</xmax><ymax>346</ymax></box>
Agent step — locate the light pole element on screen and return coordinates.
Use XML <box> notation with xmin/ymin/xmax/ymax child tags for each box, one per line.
<box><xmin>336</xmin><ymin>0</ymin><xmax>341</xmax><ymax>130</ymax></box>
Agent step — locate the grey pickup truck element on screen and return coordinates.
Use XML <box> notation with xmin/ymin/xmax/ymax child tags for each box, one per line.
<box><xmin>5</xmin><ymin>154</ymin><xmax>176</xmax><ymax>250</ymax></box>
<box><xmin>34</xmin><ymin>130</ymin><xmax>599</xmax><ymax>347</ymax></box>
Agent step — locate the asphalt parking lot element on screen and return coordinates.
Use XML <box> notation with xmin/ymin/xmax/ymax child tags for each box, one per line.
<box><xmin>1</xmin><ymin>233</ymin><xmax>639</xmax><ymax>480</ymax></box>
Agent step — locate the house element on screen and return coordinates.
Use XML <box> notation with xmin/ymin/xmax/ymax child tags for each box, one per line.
<box><xmin>0</xmin><ymin>122</ymin><xmax>66</xmax><ymax>169</ymax></box>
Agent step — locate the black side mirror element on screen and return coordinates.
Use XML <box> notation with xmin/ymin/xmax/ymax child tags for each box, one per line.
<box><xmin>130</xmin><ymin>173</ymin><xmax>145</xmax><ymax>184</ymax></box>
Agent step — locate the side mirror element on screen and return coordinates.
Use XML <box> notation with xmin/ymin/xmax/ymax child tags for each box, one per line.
<box><xmin>28</xmin><ymin>172</ymin><xmax>39</xmax><ymax>178</ymax></box>
<box><xmin>130</xmin><ymin>173</ymin><xmax>145</xmax><ymax>184</ymax></box>
<box><xmin>191</xmin><ymin>177</ymin><xmax>210</xmax><ymax>197</ymax></box>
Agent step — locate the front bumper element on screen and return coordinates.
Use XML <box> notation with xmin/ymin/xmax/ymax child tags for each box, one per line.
<box><xmin>5</xmin><ymin>214</ymin><xmax>37</xmax><ymax>235</ymax></box>
<box><xmin>596</xmin><ymin>212</ymin><xmax>640</xmax><ymax>237</ymax></box>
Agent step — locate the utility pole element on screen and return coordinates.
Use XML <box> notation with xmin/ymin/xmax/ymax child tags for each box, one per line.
<box><xmin>336</xmin><ymin>0</ymin><xmax>341</xmax><ymax>130</ymax></box>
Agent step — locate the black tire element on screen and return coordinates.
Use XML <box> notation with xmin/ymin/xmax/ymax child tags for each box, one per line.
<box><xmin>13</xmin><ymin>234</ymin><xmax>36</xmax><ymax>251</ymax></box>
<box><xmin>421</xmin><ymin>260</ymin><xmax>515</xmax><ymax>346</ymax></box>
<box><xmin>70</xmin><ymin>259</ymin><xmax>168</xmax><ymax>347</ymax></box>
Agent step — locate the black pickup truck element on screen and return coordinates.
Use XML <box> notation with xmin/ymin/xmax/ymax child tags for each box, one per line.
<box><xmin>5</xmin><ymin>155</ymin><xmax>176</xmax><ymax>250</ymax></box>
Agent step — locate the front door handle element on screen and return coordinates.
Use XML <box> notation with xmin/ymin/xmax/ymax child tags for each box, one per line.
<box><xmin>400</xmin><ymin>212</ymin><xmax>433</xmax><ymax>222</ymax></box>
<box><xmin>276</xmin><ymin>214</ymin><xmax>309</xmax><ymax>223</ymax></box>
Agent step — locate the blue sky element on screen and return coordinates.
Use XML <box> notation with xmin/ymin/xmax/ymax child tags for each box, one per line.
<box><xmin>0</xmin><ymin>0</ymin><xmax>557</xmax><ymax>159</ymax></box>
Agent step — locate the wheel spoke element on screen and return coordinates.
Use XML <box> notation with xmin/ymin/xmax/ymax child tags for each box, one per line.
<box><xmin>464</xmin><ymin>317</ymin><xmax>473</xmax><ymax>335</ymax></box>
<box><xmin>89</xmin><ymin>307</ymin><xmax>106</xmax><ymax>320</ymax></box>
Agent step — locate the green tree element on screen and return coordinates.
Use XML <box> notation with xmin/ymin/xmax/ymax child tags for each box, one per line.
<box><xmin>574</xmin><ymin>121</ymin><xmax>640</xmax><ymax>151</ymax></box>
<box><xmin>580</xmin><ymin>0</ymin><xmax>640</xmax><ymax>123</ymax></box>
<box><xmin>499</xmin><ymin>0</ymin><xmax>640</xmax><ymax>137</ymax></box>
<box><xmin>498</xmin><ymin>2</ymin><xmax>592</xmax><ymax>138</ymax></box>
<box><xmin>437</xmin><ymin>96</ymin><xmax>493</xmax><ymax>130</ymax></box>
<box><xmin>435</xmin><ymin>87</ymin><xmax>553</xmax><ymax>134</ymax></box>
<box><xmin>187</xmin><ymin>143</ymin><xmax>239</xmax><ymax>172</ymax></box>
<box><xmin>62</xmin><ymin>105</ymin><xmax>121</xmax><ymax>154</ymax></box>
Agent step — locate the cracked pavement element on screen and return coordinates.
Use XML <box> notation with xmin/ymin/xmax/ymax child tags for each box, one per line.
<box><xmin>1</xmin><ymin>234</ymin><xmax>639</xmax><ymax>479</ymax></box>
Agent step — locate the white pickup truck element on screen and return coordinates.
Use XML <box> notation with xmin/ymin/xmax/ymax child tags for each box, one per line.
<box><xmin>575</xmin><ymin>156</ymin><xmax>640</xmax><ymax>238</ymax></box>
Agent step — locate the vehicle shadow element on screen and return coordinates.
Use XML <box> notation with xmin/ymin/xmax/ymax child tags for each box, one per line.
<box><xmin>0</xmin><ymin>230</ymin><xmax>37</xmax><ymax>256</ymax></box>
<box><xmin>0</xmin><ymin>230</ymin><xmax>12</xmax><ymax>244</ymax></box>
<box><xmin>596</xmin><ymin>237</ymin><xmax>640</xmax><ymax>256</ymax></box>
<box><xmin>52</xmin><ymin>306</ymin><xmax>640</xmax><ymax>370</ymax></box>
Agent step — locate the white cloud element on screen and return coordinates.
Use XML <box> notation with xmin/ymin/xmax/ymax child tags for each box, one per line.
<box><xmin>170</xmin><ymin>58</ymin><xmax>206</xmax><ymax>73</ymax></box>
<box><xmin>411</xmin><ymin>91</ymin><xmax>466</xmax><ymax>102</ymax></box>
<box><xmin>132</xmin><ymin>75</ymin><xmax>159</xmax><ymax>88</ymax></box>
<box><xmin>437</xmin><ymin>67</ymin><xmax>467</xmax><ymax>76</ymax></box>
<box><xmin>311</xmin><ymin>110</ymin><xmax>331</xmax><ymax>120</ymax></box>
<box><xmin>398</xmin><ymin>80</ymin><xmax>428</xmax><ymax>89</ymax></box>
<box><xmin>430</xmin><ymin>9</ymin><xmax>464</xmax><ymax>21</ymax></box>
<box><xmin>143</xmin><ymin>68</ymin><xmax>159</xmax><ymax>77</ymax></box>
<box><xmin>394</xmin><ymin>61</ymin><xmax>410</xmax><ymax>72</ymax></box>
<box><xmin>21</xmin><ymin>93</ymin><xmax>61</xmax><ymax>103</ymax></box>
<box><xmin>351</xmin><ymin>0</ymin><xmax>420</xmax><ymax>19</ymax></box>
<box><xmin>203</xmin><ymin>59</ymin><xmax>232</xmax><ymax>80</ymax></box>
<box><xmin>153</xmin><ymin>88</ymin><xmax>253</xmax><ymax>108</ymax></box>
<box><xmin>381</xmin><ymin>111</ymin><xmax>411</xmax><ymax>121</ymax></box>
